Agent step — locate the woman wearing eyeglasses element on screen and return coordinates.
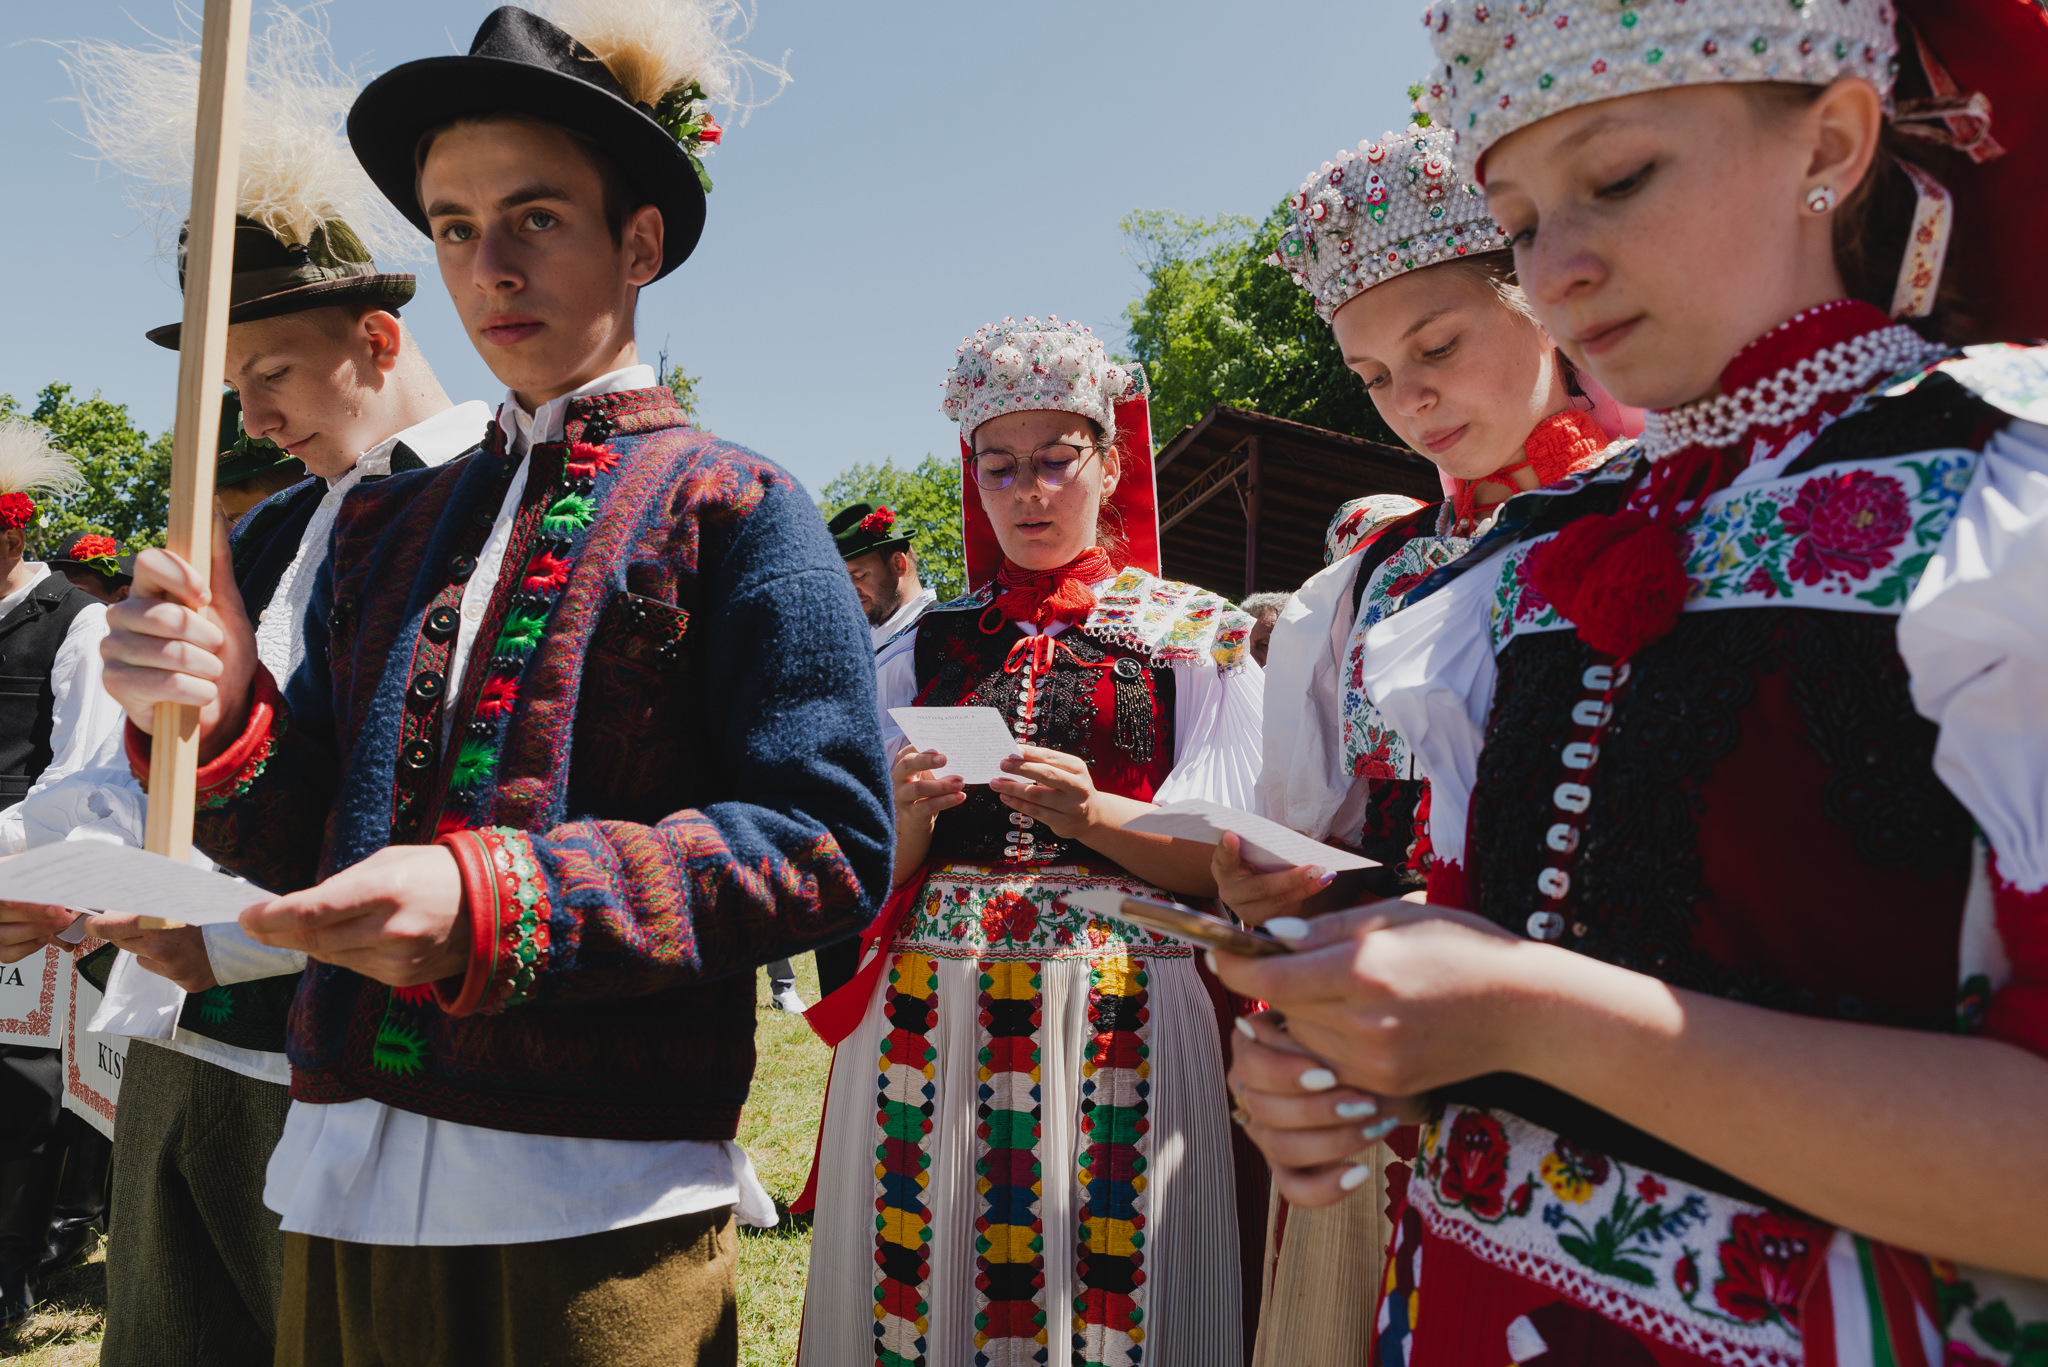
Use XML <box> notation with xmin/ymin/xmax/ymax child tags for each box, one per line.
<box><xmin>798</xmin><ymin>317</ymin><xmax>1265</xmax><ymax>1367</ymax></box>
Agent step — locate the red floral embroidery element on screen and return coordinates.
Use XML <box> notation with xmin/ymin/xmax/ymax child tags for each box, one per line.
<box><xmin>1383</xmin><ymin>570</ymin><xmax>1431</xmax><ymax>601</ymax></box>
<box><xmin>1781</xmin><ymin>471</ymin><xmax>1911</xmax><ymax>585</ymax></box>
<box><xmin>1437</xmin><ymin>1110</ymin><xmax>1511</xmax><ymax>1219</ymax></box>
<box><xmin>981</xmin><ymin>891</ymin><xmax>1039</xmax><ymax>945</ymax></box>
<box><xmin>1742</xmin><ymin>565</ymin><xmax>1782</xmax><ymax>598</ymax></box>
<box><xmin>1711</xmin><ymin>1211</ymin><xmax>1828</xmax><ymax>1326</ymax></box>
<box><xmin>1513</xmin><ymin>553</ymin><xmax>1551</xmax><ymax>621</ymax></box>
<box><xmin>1636</xmin><ymin>1174</ymin><xmax>1667</xmax><ymax>1204</ymax></box>
<box><xmin>1675</xmin><ymin>1252</ymin><xmax>1700</xmax><ymax>1299</ymax></box>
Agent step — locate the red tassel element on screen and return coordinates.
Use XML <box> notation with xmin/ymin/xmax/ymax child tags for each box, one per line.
<box><xmin>477</xmin><ymin>675</ymin><xmax>519</xmax><ymax>719</ymax></box>
<box><xmin>522</xmin><ymin>551</ymin><xmax>574</xmax><ymax>593</ymax></box>
<box><xmin>1529</xmin><ymin>509</ymin><xmax>1689</xmax><ymax>661</ymax></box>
<box><xmin>565</xmin><ymin>441</ymin><xmax>618</xmax><ymax>479</ymax></box>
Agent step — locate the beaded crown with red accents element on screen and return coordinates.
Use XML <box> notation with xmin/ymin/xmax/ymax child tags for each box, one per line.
<box><xmin>1270</xmin><ymin>123</ymin><xmax>1509</xmax><ymax>322</ymax></box>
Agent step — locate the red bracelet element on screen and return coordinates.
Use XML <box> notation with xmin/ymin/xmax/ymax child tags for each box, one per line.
<box><xmin>434</xmin><ymin>827</ymin><xmax>550</xmax><ymax>1016</ymax></box>
<box><xmin>127</xmin><ymin>667</ymin><xmax>286</xmax><ymax>810</ymax></box>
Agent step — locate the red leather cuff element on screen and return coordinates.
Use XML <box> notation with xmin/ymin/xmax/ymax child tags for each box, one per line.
<box><xmin>128</xmin><ymin>667</ymin><xmax>286</xmax><ymax>810</ymax></box>
<box><xmin>435</xmin><ymin>830</ymin><xmax>502</xmax><ymax>1018</ymax></box>
<box><xmin>433</xmin><ymin>827</ymin><xmax>550</xmax><ymax>1017</ymax></box>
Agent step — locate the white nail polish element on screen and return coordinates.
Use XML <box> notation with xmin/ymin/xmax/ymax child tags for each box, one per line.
<box><xmin>1338</xmin><ymin>1164</ymin><xmax>1372</xmax><ymax>1192</ymax></box>
<box><xmin>1265</xmin><ymin>916</ymin><xmax>1311</xmax><ymax>942</ymax></box>
<box><xmin>1204</xmin><ymin>950</ymin><xmax>1219</xmax><ymax>974</ymax></box>
<box><xmin>1334</xmin><ymin>1099</ymin><xmax>1377</xmax><ymax>1119</ymax></box>
<box><xmin>1298</xmin><ymin>1067</ymin><xmax>1337</xmax><ymax>1092</ymax></box>
<box><xmin>1234</xmin><ymin>1016</ymin><xmax>1256</xmax><ymax>1039</ymax></box>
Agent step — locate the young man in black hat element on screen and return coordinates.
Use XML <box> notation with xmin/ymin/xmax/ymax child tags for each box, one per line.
<box><xmin>0</xmin><ymin>20</ymin><xmax>491</xmax><ymax>1361</ymax></box>
<box><xmin>829</xmin><ymin>502</ymin><xmax>937</xmax><ymax>648</ymax></box>
<box><xmin>44</xmin><ymin>533</ymin><xmax>133</xmax><ymax>605</ymax></box>
<box><xmin>98</xmin><ymin>6</ymin><xmax>887</xmax><ymax>1365</ymax></box>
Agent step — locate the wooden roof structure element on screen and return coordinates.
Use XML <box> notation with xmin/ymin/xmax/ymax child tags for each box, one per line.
<box><xmin>1150</xmin><ymin>406</ymin><xmax>1441</xmax><ymax>599</ymax></box>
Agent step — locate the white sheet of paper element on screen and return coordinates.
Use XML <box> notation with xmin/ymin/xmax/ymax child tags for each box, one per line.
<box><xmin>1122</xmin><ymin>798</ymin><xmax>1379</xmax><ymax>874</ymax></box>
<box><xmin>0</xmin><ymin>842</ymin><xmax>266</xmax><ymax>927</ymax></box>
<box><xmin>887</xmin><ymin>706</ymin><xmax>1024</xmax><ymax>785</ymax></box>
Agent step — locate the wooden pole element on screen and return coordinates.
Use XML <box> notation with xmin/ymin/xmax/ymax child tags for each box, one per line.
<box><xmin>1243</xmin><ymin>435</ymin><xmax>1263</xmax><ymax>599</ymax></box>
<box><xmin>143</xmin><ymin>0</ymin><xmax>252</xmax><ymax>862</ymax></box>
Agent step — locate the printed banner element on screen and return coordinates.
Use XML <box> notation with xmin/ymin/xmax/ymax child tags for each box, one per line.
<box><xmin>62</xmin><ymin>945</ymin><xmax>124</xmax><ymax>1141</ymax></box>
<box><xmin>0</xmin><ymin>942</ymin><xmax>69</xmax><ymax>1049</ymax></box>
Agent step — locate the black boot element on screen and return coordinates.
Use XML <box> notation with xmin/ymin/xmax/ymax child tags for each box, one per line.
<box><xmin>0</xmin><ymin>1153</ymin><xmax>63</xmax><ymax>1325</ymax></box>
<box><xmin>38</xmin><ymin>1123</ymin><xmax>110</xmax><ymax>1277</ymax></box>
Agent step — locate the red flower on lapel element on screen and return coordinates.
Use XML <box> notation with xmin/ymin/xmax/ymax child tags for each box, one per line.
<box><xmin>477</xmin><ymin>675</ymin><xmax>520</xmax><ymax>719</ymax></box>
<box><xmin>565</xmin><ymin>441</ymin><xmax>619</xmax><ymax>479</ymax></box>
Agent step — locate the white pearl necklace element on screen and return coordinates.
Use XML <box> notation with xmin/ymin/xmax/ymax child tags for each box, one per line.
<box><xmin>1640</xmin><ymin>325</ymin><xmax>1950</xmax><ymax>463</ymax></box>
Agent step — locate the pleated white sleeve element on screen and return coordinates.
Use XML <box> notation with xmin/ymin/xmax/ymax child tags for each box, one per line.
<box><xmin>1357</xmin><ymin>561</ymin><xmax>1500</xmax><ymax>869</ymax></box>
<box><xmin>1155</xmin><ymin>658</ymin><xmax>1265</xmax><ymax>811</ymax></box>
<box><xmin>1899</xmin><ymin>416</ymin><xmax>2048</xmax><ymax>893</ymax></box>
<box><xmin>1255</xmin><ymin>556</ymin><xmax>1361</xmax><ymax>838</ymax></box>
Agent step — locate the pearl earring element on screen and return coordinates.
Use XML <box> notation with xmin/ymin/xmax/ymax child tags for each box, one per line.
<box><xmin>1805</xmin><ymin>184</ymin><xmax>1838</xmax><ymax>215</ymax></box>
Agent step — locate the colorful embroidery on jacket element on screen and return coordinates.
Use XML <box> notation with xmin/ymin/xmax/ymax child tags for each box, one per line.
<box><xmin>1340</xmin><ymin>534</ymin><xmax>1471</xmax><ymax>779</ymax></box>
<box><xmin>875</xmin><ymin>951</ymin><xmax>939</xmax><ymax>1367</ymax></box>
<box><xmin>1413</xmin><ymin>1106</ymin><xmax>1827</xmax><ymax>1367</ymax></box>
<box><xmin>1072</xmin><ymin>953</ymin><xmax>1151</xmax><ymax>1367</ymax></box>
<box><xmin>1484</xmin><ymin>449</ymin><xmax>1978</xmax><ymax>654</ymax></box>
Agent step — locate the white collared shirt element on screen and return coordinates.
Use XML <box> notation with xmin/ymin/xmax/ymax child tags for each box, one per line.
<box><xmin>871</xmin><ymin>584</ymin><xmax>938</xmax><ymax>650</ymax></box>
<box><xmin>0</xmin><ymin>565</ymin><xmax>121</xmax><ymax>855</ymax></box>
<box><xmin>264</xmin><ymin>362</ymin><xmax>777</xmax><ymax>1245</ymax></box>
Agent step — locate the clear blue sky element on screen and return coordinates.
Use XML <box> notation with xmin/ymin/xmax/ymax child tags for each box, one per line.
<box><xmin>0</xmin><ymin>1</ymin><xmax>1432</xmax><ymax>496</ymax></box>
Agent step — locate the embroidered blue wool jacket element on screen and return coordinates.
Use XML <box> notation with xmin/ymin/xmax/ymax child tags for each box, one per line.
<box><xmin>173</xmin><ymin>387</ymin><xmax>891</xmax><ymax>1140</ymax></box>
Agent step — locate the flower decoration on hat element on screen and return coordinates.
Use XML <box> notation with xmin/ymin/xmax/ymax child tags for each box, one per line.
<box><xmin>68</xmin><ymin>535</ymin><xmax>123</xmax><ymax>577</ymax></box>
<box><xmin>0</xmin><ymin>420</ymin><xmax>85</xmax><ymax>534</ymax></box>
<box><xmin>941</xmin><ymin>316</ymin><xmax>1143</xmax><ymax>442</ymax></box>
<box><xmin>1269</xmin><ymin>122</ymin><xmax>1509</xmax><ymax>321</ymax></box>
<box><xmin>1414</xmin><ymin>0</ymin><xmax>1901</xmax><ymax>181</ymax></box>
<box><xmin>860</xmin><ymin>506</ymin><xmax>896</xmax><ymax>535</ymax></box>
<box><xmin>534</xmin><ymin>0</ymin><xmax>789</xmax><ymax>194</ymax></box>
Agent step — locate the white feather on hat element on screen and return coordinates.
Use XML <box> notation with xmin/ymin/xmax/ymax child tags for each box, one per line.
<box><xmin>0</xmin><ymin>421</ymin><xmax>86</xmax><ymax>503</ymax></box>
<box><xmin>533</xmin><ymin>0</ymin><xmax>791</xmax><ymax>123</ymax></box>
<box><xmin>52</xmin><ymin>3</ymin><xmax>415</xmax><ymax>261</ymax></box>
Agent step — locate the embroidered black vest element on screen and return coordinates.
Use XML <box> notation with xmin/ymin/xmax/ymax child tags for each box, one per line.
<box><xmin>1448</xmin><ymin>373</ymin><xmax>1999</xmax><ymax>1205</ymax></box>
<box><xmin>912</xmin><ymin>606</ymin><xmax>1174</xmax><ymax>866</ymax></box>
<box><xmin>0</xmin><ymin>575</ymin><xmax>91</xmax><ymax>807</ymax></box>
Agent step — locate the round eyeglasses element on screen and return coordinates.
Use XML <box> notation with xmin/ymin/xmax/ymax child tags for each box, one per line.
<box><xmin>969</xmin><ymin>440</ymin><xmax>1101</xmax><ymax>491</ymax></box>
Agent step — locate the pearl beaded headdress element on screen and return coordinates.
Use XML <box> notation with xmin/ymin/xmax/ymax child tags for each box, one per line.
<box><xmin>941</xmin><ymin>317</ymin><xmax>1144</xmax><ymax>442</ymax></box>
<box><xmin>1270</xmin><ymin>124</ymin><xmax>1510</xmax><ymax>322</ymax></box>
<box><xmin>1415</xmin><ymin>0</ymin><xmax>1901</xmax><ymax>181</ymax></box>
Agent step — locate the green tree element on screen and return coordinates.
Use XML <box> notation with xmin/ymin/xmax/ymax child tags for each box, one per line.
<box><xmin>819</xmin><ymin>453</ymin><xmax>966</xmax><ymax>603</ymax></box>
<box><xmin>660</xmin><ymin>364</ymin><xmax>703</xmax><ymax>425</ymax></box>
<box><xmin>0</xmin><ymin>383</ymin><xmax>173</xmax><ymax>553</ymax></box>
<box><xmin>1119</xmin><ymin>204</ymin><xmax>1401</xmax><ymax>449</ymax></box>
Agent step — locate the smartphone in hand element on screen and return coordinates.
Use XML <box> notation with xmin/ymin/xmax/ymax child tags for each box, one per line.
<box><xmin>1063</xmin><ymin>890</ymin><xmax>1292</xmax><ymax>957</ymax></box>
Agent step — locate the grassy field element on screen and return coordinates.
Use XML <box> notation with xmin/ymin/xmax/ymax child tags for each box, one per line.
<box><xmin>1</xmin><ymin>958</ymin><xmax>834</xmax><ymax>1366</ymax></box>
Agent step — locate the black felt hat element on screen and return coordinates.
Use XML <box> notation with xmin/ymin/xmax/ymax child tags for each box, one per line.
<box><xmin>46</xmin><ymin>533</ymin><xmax>134</xmax><ymax>585</ymax></box>
<box><xmin>145</xmin><ymin>217</ymin><xmax>415</xmax><ymax>351</ymax></box>
<box><xmin>829</xmin><ymin>504</ymin><xmax>913</xmax><ymax>561</ymax></box>
<box><xmin>347</xmin><ymin>7</ymin><xmax>709</xmax><ymax>283</ymax></box>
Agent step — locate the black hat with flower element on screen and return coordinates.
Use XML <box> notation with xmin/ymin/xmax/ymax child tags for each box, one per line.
<box><xmin>348</xmin><ymin>1</ymin><xmax>784</xmax><ymax>283</ymax></box>
<box><xmin>828</xmin><ymin>503</ymin><xmax>912</xmax><ymax>561</ymax></box>
<box><xmin>47</xmin><ymin>533</ymin><xmax>135</xmax><ymax>586</ymax></box>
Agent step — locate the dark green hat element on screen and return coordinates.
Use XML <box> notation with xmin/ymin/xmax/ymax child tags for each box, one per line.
<box><xmin>829</xmin><ymin>503</ymin><xmax>912</xmax><ymax>561</ymax></box>
<box><xmin>145</xmin><ymin>216</ymin><xmax>416</xmax><ymax>350</ymax></box>
<box><xmin>215</xmin><ymin>393</ymin><xmax>307</xmax><ymax>488</ymax></box>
